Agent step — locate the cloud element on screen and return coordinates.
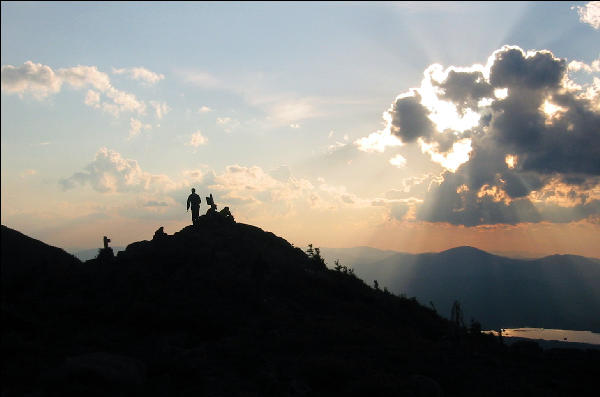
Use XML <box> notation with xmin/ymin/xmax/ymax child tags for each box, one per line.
<box><xmin>60</xmin><ymin>150</ymin><xmax>324</xmax><ymax>215</ymax></box>
<box><xmin>489</xmin><ymin>48</ymin><xmax>565</xmax><ymax>90</ymax></box>
<box><xmin>327</xmin><ymin>141</ymin><xmax>348</xmax><ymax>153</ymax></box>
<box><xmin>112</xmin><ymin>66</ymin><xmax>164</xmax><ymax>85</ymax></box>
<box><xmin>182</xmin><ymin>168</ymin><xmax>209</xmax><ymax>184</ymax></box>
<box><xmin>389</xmin><ymin>92</ymin><xmax>437</xmax><ymax>143</ymax></box>
<box><xmin>216</xmin><ymin>117</ymin><xmax>240</xmax><ymax>132</ymax></box>
<box><xmin>207</xmin><ymin>165</ymin><xmax>386</xmax><ymax>215</ymax></box>
<box><xmin>269</xmin><ymin>165</ymin><xmax>292</xmax><ymax>182</ymax></box>
<box><xmin>101</xmin><ymin>86</ymin><xmax>146</xmax><ymax>116</ymax></box>
<box><xmin>264</xmin><ymin>99</ymin><xmax>317</xmax><ymax>125</ymax></box>
<box><xmin>436</xmin><ymin>69</ymin><xmax>494</xmax><ymax>113</ymax></box>
<box><xmin>212</xmin><ymin>165</ymin><xmax>281</xmax><ymax>193</ymax></box>
<box><xmin>418</xmin><ymin>137</ymin><xmax>472</xmax><ymax>172</ymax></box>
<box><xmin>216</xmin><ymin>117</ymin><xmax>232</xmax><ymax>125</ymax></box>
<box><xmin>389</xmin><ymin>154</ymin><xmax>407</xmax><ymax>168</ymax></box>
<box><xmin>354</xmin><ymin>127</ymin><xmax>403</xmax><ymax>153</ymax></box>
<box><xmin>85</xmin><ymin>90</ymin><xmax>101</xmax><ymax>107</ymax></box>
<box><xmin>60</xmin><ymin>147</ymin><xmax>175</xmax><ymax>193</ymax></box>
<box><xmin>181</xmin><ymin>69</ymin><xmax>336</xmax><ymax>129</ymax></box>
<box><xmin>1</xmin><ymin>61</ymin><xmax>62</xmax><ymax>98</ymax></box>
<box><xmin>2</xmin><ymin>61</ymin><xmax>146</xmax><ymax>116</ymax></box>
<box><xmin>150</xmin><ymin>101</ymin><xmax>170</xmax><ymax>119</ymax></box>
<box><xmin>188</xmin><ymin>130</ymin><xmax>208</xmax><ymax>147</ymax></box>
<box><xmin>386</xmin><ymin>174</ymin><xmax>441</xmax><ymax>199</ymax></box>
<box><xmin>57</xmin><ymin>148</ymin><xmax>407</xmax><ymax>228</ymax></box>
<box><xmin>568</xmin><ymin>59</ymin><xmax>600</xmax><ymax>74</ymax></box>
<box><xmin>143</xmin><ymin>200</ymin><xmax>169</xmax><ymax>207</ymax></box>
<box><xmin>129</xmin><ymin>118</ymin><xmax>152</xmax><ymax>138</ymax></box>
<box><xmin>390</xmin><ymin>203</ymin><xmax>409</xmax><ymax>220</ymax></box>
<box><xmin>58</xmin><ymin>65</ymin><xmax>111</xmax><ymax>91</ymax></box>
<box><xmin>361</xmin><ymin>46</ymin><xmax>600</xmax><ymax>226</ymax></box>
<box><xmin>184</xmin><ymin>70</ymin><xmax>220</xmax><ymax>88</ymax></box>
<box><xmin>574</xmin><ymin>1</ymin><xmax>600</xmax><ymax>29</ymax></box>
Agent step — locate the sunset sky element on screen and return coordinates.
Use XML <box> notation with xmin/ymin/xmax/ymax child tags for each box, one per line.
<box><xmin>2</xmin><ymin>2</ymin><xmax>599</xmax><ymax>257</ymax></box>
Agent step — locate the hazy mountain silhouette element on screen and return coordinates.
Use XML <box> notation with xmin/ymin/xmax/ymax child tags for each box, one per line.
<box><xmin>320</xmin><ymin>246</ymin><xmax>399</xmax><ymax>267</ymax></box>
<box><xmin>322</xmin><ymin>246</ymin><xmax>600</xmax><ymax>332</ymax></box>
<box><xmin>2</xmin><ymin>220</ymin><xmax>599</xmax><ymax>396</ymax></box>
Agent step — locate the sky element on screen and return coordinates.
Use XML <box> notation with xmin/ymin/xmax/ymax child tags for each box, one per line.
<box><xmin>2</xmin><ymin>1</ymin><xmax>600</xmax><ymax>257</ymax></box>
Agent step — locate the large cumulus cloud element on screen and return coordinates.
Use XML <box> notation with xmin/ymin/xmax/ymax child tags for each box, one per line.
<box><xmin>361</xmin><ymin>46</ymin><xmax>600</xmax><ymax>226</ymax></box>
<box><xmin>59</xmin><ymin>146</ymin><xmax>421</xmax><ymax>226</ymax></box>
<box><xmin>1</xmin><ymin>61</ymin><xmax>147</xmax><ymax>116</ymax></box>
<box><xmin>574</xmin><ymin>1</ymin><xmax>600</xmax><ymax>30</ymax></box>
<box><xmin>59</xmin><ymin>147</ymin><xmax>176</xmax><ymax>193</ymax></box>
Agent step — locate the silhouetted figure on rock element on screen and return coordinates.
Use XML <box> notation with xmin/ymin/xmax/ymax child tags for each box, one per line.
<box><xmin>198</xmin><ymin>193</ymin><xmax>235</xmax><ymax>222</ymax></box>
<box><xmin>219</xmin><ymin>206</ymin><xmax>235</xmax><ymax>222</ymax></box>
<box><xmin>187</xmin><ymin>188</ymin><xmax>201</xmax><ymax>225</ymax></box>
<box><xmin>97</xmin><ymin>235</ymin><xmax>114</xmax><ymax>260</ymax></box>
<box><xmin>206</xmin><ymin>193</ymin><xmax>217</xmax><ymax>215</ymax></box>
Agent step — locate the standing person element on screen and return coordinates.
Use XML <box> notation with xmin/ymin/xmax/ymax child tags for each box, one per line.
<box><xmin>187</xmin><ymin>188</ymin><xmax>201</xmax><ymax>225</ymax></box>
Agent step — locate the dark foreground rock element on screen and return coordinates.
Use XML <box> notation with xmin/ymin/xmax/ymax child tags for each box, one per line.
<box><xmin>2</xmin><ymin>220</ymin><xmax>599</xmax><ymax>396</ymax></box>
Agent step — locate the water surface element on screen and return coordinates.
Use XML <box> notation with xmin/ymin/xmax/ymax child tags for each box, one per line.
<box><xmin>485</xmin><ymin>328</ymin><xmax>600</xmax><ymax>345</ymax></box>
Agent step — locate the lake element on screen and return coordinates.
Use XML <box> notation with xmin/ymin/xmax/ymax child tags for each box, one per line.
<box><xmin>485</xmin><ymin>328</ymin><xmax>600</xmax><ymax>345</ymax></box>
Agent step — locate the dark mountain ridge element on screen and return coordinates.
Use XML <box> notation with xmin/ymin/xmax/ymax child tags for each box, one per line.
<box><xmin>2</xmin><ymin>220</ymin><xmax>599</xmax><ymax>396</ymax></box>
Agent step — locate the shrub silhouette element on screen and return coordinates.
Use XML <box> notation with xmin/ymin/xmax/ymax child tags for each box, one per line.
<box><xmin>332</xmin><ymin>258</ymin><xmax>356</xmax><ymax>277</ymax></box>
<box><xmin>306</xmin><ymin>243</ymin><xmax>327</xmax><ymax>270</ymax></box>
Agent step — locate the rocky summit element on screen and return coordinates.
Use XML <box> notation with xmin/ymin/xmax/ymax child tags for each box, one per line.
<box><xmin>2</xmin><ymin>217</ymin><xmax>599</xmax><ymax>397</ymax></box>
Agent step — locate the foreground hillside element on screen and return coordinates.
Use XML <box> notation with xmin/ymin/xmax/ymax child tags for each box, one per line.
<box><xmin>322</xmin><ymin>246</ymin><xmax>600</xmax><ymax>332</ymax></box>
<box><xmin>2</xmin><ymin>220</ymin><xmax>599</xmax><ymax>396</ymax></box>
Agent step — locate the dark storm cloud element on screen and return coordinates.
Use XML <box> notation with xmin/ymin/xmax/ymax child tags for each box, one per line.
<box><xmin>384</xmin><ymin>46</ymin><xmax>600</xmax><ymax>226</ymax></box>
<box><xmin>416</xmin><ymin>169</ymin><xmax>599</xmax><ymax>226</ymax></box>
<box><xmin>486</xmin><ymin>49</ymin><xmax>600</xmax><ymax>176</ymax></box>
<box><xmin>489</xmin><ymin>48</ymin><xmax>566</xmax><ymax>90</ymax></box>
<box><xmin>437</xmin><ymin>70</ymin><xmax>493</xmax><ymax>112</ymax></box>
<box><xmin>416</xmin><ymin>183</ymin><xmax>542</xmax><ymax>227</ymax></box>
<box><xmin>389</xmin><ymin>93</ymin><xmax>436</xmax><ymax>143</ymax></box>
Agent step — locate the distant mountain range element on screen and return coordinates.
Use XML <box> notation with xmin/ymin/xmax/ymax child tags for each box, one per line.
<box><xmin>322</xmin><ymin>246</ymin><xmax>600</xmax><ymax>332</ymax></box>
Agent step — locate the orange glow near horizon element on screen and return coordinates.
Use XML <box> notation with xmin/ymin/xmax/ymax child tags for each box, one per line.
<box><xmin>361</xmin><ymin>218</ymin><xmax>600</xmax><ymax>259</ymax></box>
<box><xmin>4</xmin><ymin>204</ymin><xmax>599</xmax><ymax>259</ymax></box>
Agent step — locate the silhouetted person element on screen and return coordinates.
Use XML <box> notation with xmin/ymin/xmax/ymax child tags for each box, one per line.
<box><xmin>205</xmin><ymin>193</ymin><xmax>217</xmax><ymax>215</ymax></box>
<box><xmin>219</xmin><ymin>206</ymin><xmax>234</xmax><ymax>222</ymax></box>
<box><xmin>98</xmin><ymin>235</ymin><xmax>114</xmax><ymax>260</ymax></box>
<box><xmin>187</xmin><ymin>188</ymin><xmax>201</xmax><ymax>225</ymax></box>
